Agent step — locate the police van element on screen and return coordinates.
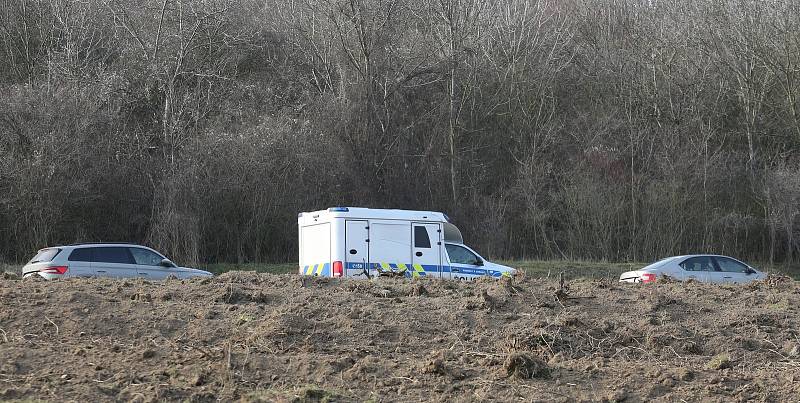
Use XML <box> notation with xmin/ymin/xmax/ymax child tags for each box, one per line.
<box><xmin>298</xmin><ymin>207</ymin><xmax>516</xmax><ymax>280</ymax></box>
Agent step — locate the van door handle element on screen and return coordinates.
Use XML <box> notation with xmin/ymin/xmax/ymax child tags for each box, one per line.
<box><xmin>452</xmin><ymin>268</ymin><xmax>460</xmax><ymax>272</ymax></box>
<box><xmin>96</xmin><ymin>270</ymin><xmax>107</xmax><ymax>273</ymax></box>
<box><xmin>415</xmin><ymin>252</ymin><xmax>423</xmax><ymax>257</ymax></box>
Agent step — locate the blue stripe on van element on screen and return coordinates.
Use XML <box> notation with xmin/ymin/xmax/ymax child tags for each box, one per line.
<box><xmin>341</xmin><ymin>262</ymin><xmax>502</xmax><ymax>278</ymax></box>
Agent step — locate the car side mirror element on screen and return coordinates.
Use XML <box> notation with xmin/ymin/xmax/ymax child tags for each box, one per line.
<box><xmin>744</xmin><ymin>267</ymin><xmax>756</xmax><ymax>275</ymax></box>
<box><xmin>475</xmin><ymin>259</ymin><xmax>484</xmax><ymax>266</ymax></box>
<box><xmin>160</xmin><ymin>258</ymin><xmax>175</xmax><ymax>268</ymax></box>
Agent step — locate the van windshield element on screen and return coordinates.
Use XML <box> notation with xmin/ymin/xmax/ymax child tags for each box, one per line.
<box><xmin>29</xmin><ymin>248</ymin><xmax>61</xmax><ymax>263</ymax></box>
<box><xmin>443</xmin><ymin>222</ymin><xmax>463</xmax><ymax>243</ymax></box>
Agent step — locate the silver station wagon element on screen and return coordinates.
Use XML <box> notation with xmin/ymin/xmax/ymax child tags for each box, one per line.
<box><xmin>22</xmin><ymin>243</ymin><xmax>213</xmax><ymax>280</ymax></box>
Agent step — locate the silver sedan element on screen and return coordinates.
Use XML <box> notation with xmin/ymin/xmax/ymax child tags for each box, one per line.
<box><xmin>619</xmin><ymin>255</ymin><xmax>767</xmax><ymax>284</ymax></box>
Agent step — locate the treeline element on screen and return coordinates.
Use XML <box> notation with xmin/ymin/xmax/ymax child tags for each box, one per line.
<box><xmin>1</xmin><ymin>0</ymin><xmax>798</xmax><ymax>265</ymax></box>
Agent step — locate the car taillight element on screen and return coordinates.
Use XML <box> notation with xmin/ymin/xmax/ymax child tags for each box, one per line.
<box><xmin>40</xmin><ymin>266</ymin><xmax>68</xmax><ymax>275</ymax></box>
<box><xmin>332</xmin><ymin>261</ymin><xmax>343</xmax><ymax>278</ymax></box>
<box><xmin>641</xmin><ymin>273</ymin><xmax>656</xmax><ymax>283</ymax></box>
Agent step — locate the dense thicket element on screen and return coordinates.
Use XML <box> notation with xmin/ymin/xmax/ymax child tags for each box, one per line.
<box><xmin>1</xmin><ymin>0</ymin><xmax>798</xmax><ymax>265</ymax></box>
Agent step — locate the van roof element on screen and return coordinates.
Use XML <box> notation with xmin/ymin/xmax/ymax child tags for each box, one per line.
<box><xmin>67</xmin><ymin>242</ymin><xmax>136</xmax><ymax>246</ymax></box>
<box><xmin>298</xmin><ymin>207</ymin><xmax>463</xmax><ymax>243</ymax></box>
<box><xmin>299</xmin><ymin>207</ymin><xmax>450</xmax><ymax>222</ymax></box>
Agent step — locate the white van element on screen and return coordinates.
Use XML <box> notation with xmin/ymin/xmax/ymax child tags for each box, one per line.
<box><xmin>298</xmin><ymin>207</ymin><xmax>516</xmax><ymax>280</ymax></box>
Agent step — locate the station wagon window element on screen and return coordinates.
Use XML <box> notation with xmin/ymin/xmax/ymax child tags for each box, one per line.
<box><xmin>680</xmin><ymin>256</ymin><xmax>717</xmax><ymax>272</ymax></box>
<box><xmin>92</xmin><ymin>247</ymin><xmax>134</xmax><ymax>264</ymax></box>
<box><xmin>414</xmin><ymin>226</ymin><xmax>431</xmax><ymax>248</ymax></box>
<box><xmin>714</xmin><ymin>257</ymin><xmax>748</xmax><ymax>273</ymax></box>
<box><xmin>445</xmin><ymin>244</ymin><xmax>480</xmax><ymax>265</ymax></box>
<box><xmin>129</xmin><ymin>248</ymin><xmax>164</xmax><ymax>266</ymax></box>
<box><xmin>68</xmin><ymin>248</ymin><xmax>92</xmax><ymax>262</ymax></box>
<box><xmin>29</xmin><ymin>248</ymin><xmax>61</xmax><ymax>263</ymax></box>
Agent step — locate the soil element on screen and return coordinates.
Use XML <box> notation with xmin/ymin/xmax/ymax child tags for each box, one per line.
<box><xmin>1</xmin><ymin>272</ymin><xmax>798</xmax><ymax>402</ymax></box>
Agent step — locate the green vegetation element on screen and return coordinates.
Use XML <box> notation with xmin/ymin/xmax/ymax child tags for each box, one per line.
<box><xmin>501</xmin><ymin>260</ymin><xmax>645</xmax><ymax>280</ymax></box>
<box><xmin>199</xmin><ymin>260</ymin><xmax>642</xmax><ymax>278</ymax></box>
<box><xmin>1</xmin><ymin>263</ymin><xmax>21</xmax><ymax>276</ymax></box>
<box><xmin>766</xmin><ymin>264</ymin><xmax>800</xmax><ymax>280</ymax></box>
<box><xmin>199</xmin><ymin>263</ymin><xmax>297</xmax><ymax>276</ymax></box>
<box><xmin>506</xmin><ymin>260</ymin><xmax>800</xmax><ymax>280</ymax></box>
<box><xmin>4</xmin><ymin>259</ymin><xmax>797</xmax><ymax>280</ymax></box>
<box><xmin>201</xmin><ymin>260</ymin><xmax>800</xmax><ymax>280</ymax></box>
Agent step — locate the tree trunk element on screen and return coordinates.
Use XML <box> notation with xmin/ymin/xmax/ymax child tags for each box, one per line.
<box><xmin>449</xmin><ymin>69</ymin><xmax>457</xmax><ymax>202</ymax></box>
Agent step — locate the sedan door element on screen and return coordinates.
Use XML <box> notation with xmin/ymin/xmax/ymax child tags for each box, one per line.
<box><xmin>678</xmin><ymin>256</ymin><xmax>725</xmax><ymax>283</ymax></box>
<box><xmin>713</xmin><ymin>256</ymin><xmax>756</xmax><ymax>284</ymax></box>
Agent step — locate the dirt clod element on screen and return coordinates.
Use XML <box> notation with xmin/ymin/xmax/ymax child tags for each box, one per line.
<box><xmin>131</xmin><ymin>292</ymin><xmax>152</xmax><ymax>302</ymax></box>
<box><xmin>424</xmin><ymin>357</ymin><xmax>446</xmax><ymax>375</ymax></box>
<box><xmin>422</xmin><ymin>350</ymin><xmax>450</xmax><ymax>376</ymax></box>
<box><xmin>409</xmin><ymin>283</ymin><xmax>427</xmax><ymax>297</ymax></box>
<box><xmin>705</xmin><ymin>353</ymin><xmax>732</xmax><ymax>370</ymax></box>
<box><xmin>193</xmin><ymin>373</ymin><xmax>206</xmax><ymax>386</ymax></box>
<box><xmin>606</xmin><ymin>388</ymin><xmax>627</xmax><ymax>402</ymax></box>
<box><xmin>676</xmin><ymin>368</ymin><xmax>694</xmax><ymax>381</ymax></box>
<box><xmin>503</xmin><ymin>352</ymin><xmax>549</xmax><ymax>379</ymax></box>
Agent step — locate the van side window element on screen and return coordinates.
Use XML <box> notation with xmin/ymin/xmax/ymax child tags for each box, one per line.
<box><xmin>414</xmin><ymin>226</ymin><xmax>431</xmax><ymax>248</ymax></box>
<box><xmin>68</xmin><ymin>248</ymin><xmax>92</xmax><ymax>262</ymax></box>
<box><xmin>93</xmin><ymin>247</ymin><xmax>134</xmax><ymax>264</ymax></box>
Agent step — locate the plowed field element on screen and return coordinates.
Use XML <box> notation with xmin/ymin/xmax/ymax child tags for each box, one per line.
<box><xmin>1</xmin><ymin>272</ymin><xmax>798</xmax><ymax>402</ymax></box>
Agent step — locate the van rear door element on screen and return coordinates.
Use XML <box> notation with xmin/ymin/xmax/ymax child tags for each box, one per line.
<box><xmin>412</xmin><ymin>223</ymin><xmax>442</xmax><ymax>277</ymax></box>
<box><xmin>300</xmin><ymin>223</ymin><xmax>331</xmax><ymax>276</ymax></box>
<box><xmin>345</xmin><ymin>220</ymin><xmax>369</xmax><ymax>277</ymax></box>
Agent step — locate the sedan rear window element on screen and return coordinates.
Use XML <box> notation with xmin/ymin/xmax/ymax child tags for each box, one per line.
<box><xmin>29</xmin><ymin>248</ymin><xmax>61</xmax><ymax>263</ymax></box>
<box><xmin>680</xmin><ymin>256</ymin><xmax>717</xmax><ymax>272</ymax></box>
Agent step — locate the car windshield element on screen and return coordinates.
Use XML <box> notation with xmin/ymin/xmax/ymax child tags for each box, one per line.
<box><xmin>29</xmin><ymin>248</ymin><xmax>61</xmax><ymax>263</ymax></box>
